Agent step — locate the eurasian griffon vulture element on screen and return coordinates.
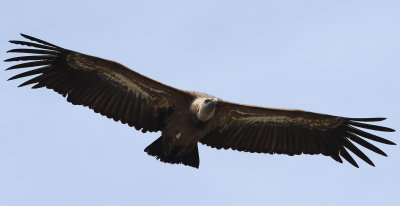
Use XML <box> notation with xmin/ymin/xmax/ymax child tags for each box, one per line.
<box><xmin>5</xmin><ymin>34</ymin><xmax>396</xmax><ymax>168</ymax></box>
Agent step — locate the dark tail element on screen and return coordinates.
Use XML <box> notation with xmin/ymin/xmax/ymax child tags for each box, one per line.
<box><xmin>144</xmin><ymin>137</ymin><xmax>200</xmax><ymax>168</ymax></box>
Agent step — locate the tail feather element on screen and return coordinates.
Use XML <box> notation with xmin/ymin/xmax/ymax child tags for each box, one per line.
<box><xmin>144</xmin><ymin>137</ymin><xmax>200</xmax><ymax>168</ymax></box>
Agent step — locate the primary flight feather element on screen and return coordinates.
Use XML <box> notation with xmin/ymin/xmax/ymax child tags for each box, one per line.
<box><xmin>5</xmin><ymin>34</ymin><xmax>396</xmax><ymax>168</ymax></box>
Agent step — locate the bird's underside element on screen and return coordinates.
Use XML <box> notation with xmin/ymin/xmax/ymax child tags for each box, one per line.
<box><xmin>5</xmin><ymin>34</ymin><xmax>396</xmax><ymax>168</ymax></box>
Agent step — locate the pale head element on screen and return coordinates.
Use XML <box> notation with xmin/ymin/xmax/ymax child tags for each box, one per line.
<box><xmin>191</xmin><ymin>97</ymin><xmax>219</xmax><ymax>122</ymax></box>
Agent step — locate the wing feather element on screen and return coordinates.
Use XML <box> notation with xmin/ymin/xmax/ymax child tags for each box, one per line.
<box><xmin>8</xmin><ymin>48</ymin><xmax>59</xmax><ymax>55</ymax></box>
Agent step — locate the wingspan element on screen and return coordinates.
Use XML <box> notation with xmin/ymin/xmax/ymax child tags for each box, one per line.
<box><xmin>200</xmin><ymin>101</ymin><xmax>396</xmax><ymax>167</ymax></box>
<box><xmin>5</xmin><ymin>34</ymin><xmax>187</xmax><ymax>132</ymax></box>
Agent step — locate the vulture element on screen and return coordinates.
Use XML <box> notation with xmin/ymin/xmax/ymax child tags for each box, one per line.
<box><xmin>5</xmin><ymin>34</ymin><xmax>396</xmax><ymax>168</ymax></box>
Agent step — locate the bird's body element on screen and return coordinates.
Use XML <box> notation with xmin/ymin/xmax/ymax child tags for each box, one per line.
<box><xmin>5</xmin><ymin>34</ymin><xmax>396</xmax><ymax>168</ymax></box>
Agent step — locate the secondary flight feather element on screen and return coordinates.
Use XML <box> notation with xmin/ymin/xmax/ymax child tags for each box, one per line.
<box><xmin>5</xmin><ymin>34</ymin><xmax>396</xmax><ymax>168</ymax></box>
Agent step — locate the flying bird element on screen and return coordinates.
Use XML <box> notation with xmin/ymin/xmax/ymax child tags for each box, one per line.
<box><xmin>5</xmin><ymin>34</ymin><xmax>396</xmax><ymax>168</ymax></box>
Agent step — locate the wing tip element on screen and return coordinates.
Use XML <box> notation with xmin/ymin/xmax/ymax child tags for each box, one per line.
<box><xmin>4</xmin><ymin>57</ymin><xmax>15</xmax><ymax>62</ymax></box>
<box><xmin>5</xmin><ymin>66</ymin><xmax>16</xmax><ymax>70</ymax></box>
<box><xmin>366</xmin><ymin>160</ymin><xmax>375</xmax><ymax>167</ymax></box>
<box><xmin>20</xmin><ymin>33</ymin><xmax>29</xmax><ymax>38</ymax></box>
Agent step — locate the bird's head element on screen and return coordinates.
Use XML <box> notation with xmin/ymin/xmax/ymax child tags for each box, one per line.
<box><xmin>195</xmin><ymin>97</ymin><xmax>219</xmax><ymax>122</ymax></box>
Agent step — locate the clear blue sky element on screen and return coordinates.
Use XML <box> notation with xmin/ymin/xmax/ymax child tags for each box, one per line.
<box><xmin>1</xmin><ymin>0</ymin><xmax>399</xmax><ymax>205</ymax></box>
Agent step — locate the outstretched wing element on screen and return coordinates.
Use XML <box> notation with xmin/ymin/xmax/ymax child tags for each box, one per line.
<box><xmin>200</xmin><ymin>101</ymin><xmax>395</xmax><ymax>167</ymax></box>
<box><xmin>5</xmin><ymin>34</ymin><xmax>188</xmax><ymax>132</ymax></box>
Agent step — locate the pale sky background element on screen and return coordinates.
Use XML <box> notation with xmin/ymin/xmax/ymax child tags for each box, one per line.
<box><xmin>0</xmin><ymin>1</ymin><xmax>399</xmax><ymax>205</ymax></box>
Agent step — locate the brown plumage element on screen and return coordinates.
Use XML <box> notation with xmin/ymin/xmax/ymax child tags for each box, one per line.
<box><xmin>5</xmin><ymin>34</ymin><xmax>396</xmax><ymax>168</ymax></box>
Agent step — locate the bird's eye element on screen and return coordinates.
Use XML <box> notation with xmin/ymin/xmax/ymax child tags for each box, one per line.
<box><xmin>204</xmin><ymin>99</ymin><xmax>211</xmax><ymax>103</ymax></box>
